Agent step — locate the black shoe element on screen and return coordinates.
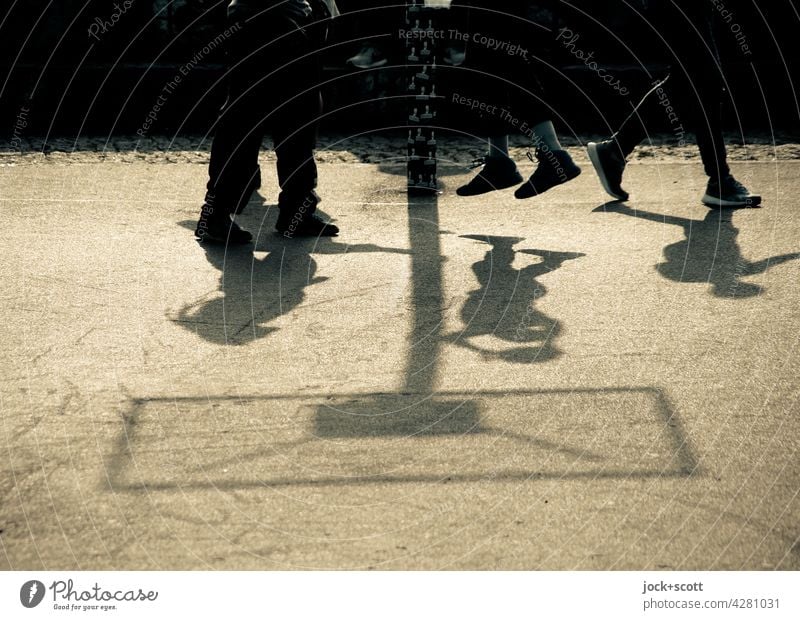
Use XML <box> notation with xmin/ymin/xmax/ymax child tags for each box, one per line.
<box><xmin>443</xmin><ymin>46</ymin><xmax>465</xmax><ymax>67</ymax></box>
<box><xmin>347</xmin><ymin>45</ymin><xmax>388</xmax><ymax>69</ymax></box>
<box><xmin>456</xmin><ymin>156</ymin><xmax>523</xmax><ymax>196</ymax></box>
<box><xmin>276</xmin><ymin>211</ymin><xmax>339</xmax><ymax>238</ymax></box>
<box><xmin>702</xmin><ymin>175</ymin><xmax>762</xmax><ymax>208</ymax></box>
<box><xmin>587</xmin><ymin>140</ymin><xmax>629</xmax><ymax>201</ymax></box>
<box><xmin>195</xmin><ymin>205</ymin><xmax>252</xmax><ymax>244</ymax></box>
<box><xmin>514</xmin><ymin>149</ymin><xmax>581</xmax><ymax>199</ymax></box>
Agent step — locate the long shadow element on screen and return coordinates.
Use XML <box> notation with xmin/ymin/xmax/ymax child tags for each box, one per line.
<box><xmin>311</xmin><ymin>191</ymin><xmax>487</xmax><ymax>438</ymax></box>
<box><xmin>594</xmin><ymin>203</ymin><xmax>800</xmax><ymax>298</ymax></box>
<box><xmin>107</xmin><ymin>386</ymin><xmax>698</xmax><ymax>488</ymax></box>
<box><xmin>117</xmin><ymin>159</ymin><xmax>699</xmax><ymax>487</ymax></box>
<box><xmin>172</xmin><ymin>213</ymin><xmax>408</xmax><ymax>345</ymax></box>
<box><xmin>446</xmin><ymin>235</ymin><xmax>585</xmax><ymax>364</ymax></box>
<box><xmin>110</xmin><ymin>195</ymin><xmax>699</xmax><ymax>488</ymax></box>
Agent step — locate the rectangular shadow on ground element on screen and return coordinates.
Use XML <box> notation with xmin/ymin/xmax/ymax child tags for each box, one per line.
<box><xmin>105</xmin><ymin>387</ymin><xmax>698</xmax><ymax>492</ymax></box>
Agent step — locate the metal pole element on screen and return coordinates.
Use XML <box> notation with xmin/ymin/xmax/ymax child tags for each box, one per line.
<box><xmin>405</xmin><ymin>0</ymin><xmax>441</xmax><ymax>195</ymax></box>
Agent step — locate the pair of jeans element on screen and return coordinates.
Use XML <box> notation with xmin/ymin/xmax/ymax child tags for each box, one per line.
<box><xmin>451</xmin><ymin>0</ymin><xmax>552</xmax><ymax>137</ymax></box>
<box><xmin>205</xmin><ymin>1</ymin><xmax>330</xmax><ymax>217</ymax></box>
<box><xmin>613</xmin><ymin>0</ymin><xmax>730</xmax><ymax>181</ymax></box>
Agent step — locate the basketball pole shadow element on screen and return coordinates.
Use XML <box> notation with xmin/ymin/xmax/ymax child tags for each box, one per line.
<box><xmin>105</xmin><ymin>184</ymin><xmax>699</xmax><ymax>489</ymax></box>
<box><xmin>106</xmin><ymin>386</ymin><xmax>698</xmax><ymax>491</ymax></box>
<box><xmin>108</xmin><ymin>0</ymin><xmax>702</xmax><ymax>487</ymax></box>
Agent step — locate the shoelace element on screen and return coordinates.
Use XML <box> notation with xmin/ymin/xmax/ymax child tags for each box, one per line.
<box><xmin>729</xmin><ymin>178</ymin><xmax>747</xmax><ymax>193</ymax></box>
<box><xmin>526</xmin><ymin>150</ymin><xmax>540</xmax><ymax>163</ymax></box>
<box><xmin>468</xmin><ymin>157</ymin><xmax>486</xmax><ymax>170</ymax></box>
<box><xmin>714</xmin><ymin>176</ymin><xmax>746</xmax><ymax>193</ymax></box>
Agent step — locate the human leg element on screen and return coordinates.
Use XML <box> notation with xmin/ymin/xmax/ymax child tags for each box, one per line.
<box><xmin>197</xmin><ymin>3</ymin><xmax>274</xmax><ymax>243</ymax></box>
<box><xmin>270</xmin><ymin>12</ymin><xmax>338</xmax><ymax>237</ymax></box>
<box><xmin>456</xmin><ymin>2</ymin><xmax>580</xmax><ymax>198</ymax></box>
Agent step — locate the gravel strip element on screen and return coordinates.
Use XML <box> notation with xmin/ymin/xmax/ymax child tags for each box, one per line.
<box><xmin>1</xmin><ymin>133</ymin><xmax>798</xmax><ymax>166</ymax></box>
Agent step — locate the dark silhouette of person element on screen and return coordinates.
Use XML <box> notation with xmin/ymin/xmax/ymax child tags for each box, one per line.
<box><xmin>597</xmin><ymin>204</ymin><xmax>800</xmax><ymax>298</ymax></box>
<box><xmin>451</xmin><ymin>0</ymin><xmax>582</xmax><ymax>199</ymax></box>
<box><xmin>447</xmin><ymin>235</ymin><xmax>585</xmax><ymax>363</ymax></box>
<box><xmin>174</xmin><ymin>233</ymin><xmax>409</xmax><ymax>345</ymax></box>
<box><xmin>196</xmin><ymin>0</ymin><xmax>341</xmax><ymax>244</ymax></box>
<box><xmin>588</xmin><ymin>0</ymin><xmax>760</xmax><ymax>207</ymax></box>
<box><xmin>337</xmin><ymin>0</ymin><xmax>399</xmax><ymax>69</ymax></box>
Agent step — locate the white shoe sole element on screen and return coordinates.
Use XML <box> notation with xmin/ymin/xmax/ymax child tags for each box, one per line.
<box><xmin>588</xmin><ymin>142</ymin><xmax>627</xmax><ymax>201</ymax></box>
<box><xmin>701</xmin><ymin>193</ymin><xmax>762</xmax><ymax>208</ymax></box>
<box><xmin>348</xmin><ymin>58</ymin><xmax>388</xmax><ymax>69</ymax></box>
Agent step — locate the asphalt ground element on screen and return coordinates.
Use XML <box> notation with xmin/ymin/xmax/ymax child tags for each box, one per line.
<box><xmin>1</xmin><ymin>148</ymin><xmax>798</xmax><ymax>569</ymax></box>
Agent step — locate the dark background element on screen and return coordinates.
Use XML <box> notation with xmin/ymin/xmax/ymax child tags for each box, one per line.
<box><xmin>1</xmin><ymin>0</ymin><xmax>798</xmax><ymax>141</ymax></box>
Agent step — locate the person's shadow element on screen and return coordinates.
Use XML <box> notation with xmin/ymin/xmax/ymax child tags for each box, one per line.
<box><xmin>445</xmin><ymin>235</ymin><xmax>585</xmax><ymax>364</ymax></box>
<box><xmin>594</xmin><ymin>203</ymin><xmax>800</xmax><ymax>298</ymax></box>
<box><xmin>173</xmin><ymin>218</ymin><xmax>409</xmax><ymax>345</ymax></box>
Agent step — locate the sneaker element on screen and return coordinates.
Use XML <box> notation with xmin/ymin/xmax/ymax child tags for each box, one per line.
<box><xmin>443</xmin><ymin>46</ymin><xmax>465</xmax><ymax>67</ymax></box>
<box><xmin>587</xmin><ymin>140</ymin><xmax>629</xmax><ymax>201</ymax></box>
<box><xmin>514</xmin><ymin>149</ymin><xmax>581</xmax><ymax>199</ymax></box>
<box><xmin>195</xmin><ymin>205</ymin><xmax>252</xmax><ymax>244</ymax></box>
<box><xmin>276</xmin><ymin>211</ymin><xmax>339</xmax><ymax>238</ymax></box>
<box><xmin>702</xmin><ymin>175</ymin><xmax>762</xmax><ymax>208</ymax></box>
<box><xmin>456</xmin><ymin>155</ymin><xmax>523</xmax><ymax>197</ymax></box>
<box><xmin>347</xmin><ymin>46</ymin><xmax>388</xmax><ymax>69</ymax></box>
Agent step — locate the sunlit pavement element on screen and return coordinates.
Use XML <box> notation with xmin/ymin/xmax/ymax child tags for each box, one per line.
<box><xmin>1</xmin><ymin>156</ymin><xmax>798</xmax><ymax>569</ymax></box>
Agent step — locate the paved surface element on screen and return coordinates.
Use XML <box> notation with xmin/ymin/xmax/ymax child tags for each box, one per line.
<box><xmin>1</xmin><ymin>151</ymin><xmax>798</xmax><ymax>570</ymax></box>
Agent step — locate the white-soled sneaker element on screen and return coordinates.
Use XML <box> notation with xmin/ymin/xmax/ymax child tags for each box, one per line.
<box><xmin>702</xmin><ymin>175</ymin><xmax>762</xmax><ymax>208</ymax></box>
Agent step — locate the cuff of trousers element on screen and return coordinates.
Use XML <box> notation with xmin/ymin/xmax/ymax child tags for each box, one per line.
<box><xmin>228</xmin><ymin>0</ymin><xmax>338</xmax><ymax>19</ymax></box>
<box><xmin>278</xmin><ymin>189</ymin><xmax>321</xmax><ymax>215</ymax></box>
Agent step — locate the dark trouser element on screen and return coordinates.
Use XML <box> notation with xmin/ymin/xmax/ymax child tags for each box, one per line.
<box><xmin>613</xmin><ymin>1</ymin><xmax>730</xmax><ymax>181</ymax></box>
<box><xmin>205</xmin><ymin>3</ymin><xmax>327</xmax><ymax>217</ymax></box>
<box><xmin>335</xmin><ymin>1</ymin><xmax>399</xmax><ymax>41</ymax></box>
<box><xmin>452</xmin><ymin>0</ymin><xmax>551</xmax><ymax>136</ymax></box>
